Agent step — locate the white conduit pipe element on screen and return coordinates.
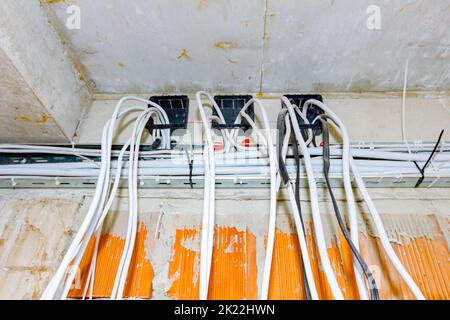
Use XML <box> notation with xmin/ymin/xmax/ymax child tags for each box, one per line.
<box><xmin>282</xmin><ymin>96</ymin><xmax>344</xmax><ymax>300</ymax></box>
<box><xmin>304</xmin><ymin>99</ymin><xmax>425</xmax><ymax>300</ymax></box>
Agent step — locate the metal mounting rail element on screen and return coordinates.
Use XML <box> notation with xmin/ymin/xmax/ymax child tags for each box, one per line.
<box><xmin>1</xmin><ymin>174</ymin><xmax>449</xmax><ymax>189</ymax></box>
<box><xmin>1</xmin><ymin>143</ymin><xmax>450</xmax><ymax>188</ymax></box>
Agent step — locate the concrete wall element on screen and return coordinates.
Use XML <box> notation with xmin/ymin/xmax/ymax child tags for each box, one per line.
<box><xmin>0</xmin><ymin>48</ymin><xmax>68</xmax><ymax>143</ymax></box>
<box><xmin>0</xmin><ymin>1</ymin><xmax>448</xmax><ymax>142</ymax></box>
<box><xmin>0</xmin><ymin>0</ymin><xmax>92</xmax><ymax>142</ymax></box>
<box><xmin>43</xmin><ymin>0</ymin><xmax>450</xmax><ymax>94</ymax></box>
<box><xmin>76</xmin><ymin>93</ymin><xmax>450</xmax><ymax>144</ymax></box>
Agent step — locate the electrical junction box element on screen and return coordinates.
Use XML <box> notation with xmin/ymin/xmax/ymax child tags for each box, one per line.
<box><xmin>146</xmin><ymin>95</ymin><xmax>190</xmax><ymax>134</ymax></box>
<box><xmin>212</xmin><ymin>95</ymin><xmax>255</xmax><ymax>131</ymax></box>
<box><xmin>282</xmin><ymin>94</ymin><xmax>324</xmax><ymax>136</ymax></box>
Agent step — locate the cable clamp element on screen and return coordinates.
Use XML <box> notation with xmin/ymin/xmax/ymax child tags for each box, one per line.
<box><xmin>185</xmin><ymin>147</ymin><xmax>194</xmax><ymax>189</ymax></box>
<box><xmin>403</xmin><ymin>139</ymin><xmax>412</xmax><ymax>161</ymax></box>
<box><xmin>412</xmin><ymin>140</ymin><xmax>423</xmax><ymax>153</ymax></box>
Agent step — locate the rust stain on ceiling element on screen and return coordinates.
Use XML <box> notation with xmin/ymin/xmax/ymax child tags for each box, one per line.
<box><xmin>19</xmin><ymin>112</ymin><xmax>49</xmax><ymax>124</ymax></box>
<box><xmin>177</xmin><ymin>49</ymin><xmax>191</xmax><ymax>61</ymax></box>
<box><xmin>215</xmin><ymin>41</ymin><xmax>237</xmax><ymax>49</ymax></box>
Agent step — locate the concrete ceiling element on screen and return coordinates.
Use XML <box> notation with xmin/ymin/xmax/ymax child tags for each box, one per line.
<box><xmin>43</xmin><ymin>0</ymin><xmax>450</xmax><ymax>94</ymax></box>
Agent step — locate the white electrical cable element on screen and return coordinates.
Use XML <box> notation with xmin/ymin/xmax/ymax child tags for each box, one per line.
<box><xmin>4</xmin><ymin>154</ymin><xmax>450</xmax><ymax>173</ymax></box>
<box><xmin>3</xmin><ymin>144</ymin><xmax>450</xmax><ymax>165</ymax></box>
<box><xmin>304</xmin><ymin>98</ymin><xmax>425</xmax><ymax>300</ymax></box>
<box><xmin>282</xmin><ymin>96</ymin><xmax>344</xmax><ymax>300</ymax></box>
<box><xmin>3</xmin><ymin>95</ymin><xmax>440</xmax><ymax>301</ymax></box>
<box><xmin>306</xmin><ymin>101</ymin><xmax>368</xmax><ymax>299</ymax></box>
<box><xmin>3</xmin><ymin>158</ymin><xmax>449</xmax><ymax>179</ymax></box>
<box><xmin>278</xmin><ymin>112</ymin><xmax>319</xmax><ymax>299</ymax></box>
<box><xmin>196</xmin><ymin>91</ymin><xmax>217</xmax><ymax>300</ymax></box>
<box><xmin>195</xmin><ymin>93</ymin><xmax>278</xmax><ymax>300</ymax></box>
<box><xmin>60</xmin><ymin>107</ymin><xmax>167</xmax><ymax>300</ymax></box>
<box><xmin>61</xmin><ymin>107</ymin><xmax>166</xmax><ymax>300</ymax></box>
<box><xmin>235</xmin><ymin>98</ymin><xmax>278</xmax><ymax>300</ymax></box>
<box><xmin>41</xmin><ymin>97</ymin><xmax>170</xmax><ymax>300</ymax></box>
<box><xmin>113</xmin><ymin>109</ymin><xmax>155</xmax><ymax>299</ymax></box>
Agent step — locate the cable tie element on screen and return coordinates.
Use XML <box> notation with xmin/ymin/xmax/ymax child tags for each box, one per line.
<box><xmin>414</xmin><ymin>129</ymin><xmax>444</xmax><ymax>188</ymax></box>
<box><xmin>185</xmin><ymin>148</ymin><xmax>194</xmax><ymax>189</ymax></box>
<box><xmin>413</xmin><ymin>140</ymin><xmax>422</xmax><ymax>153</ymax></box>
<box><xmin>404</xmin><ymin>139</ymin><xmax>412</xmax><ymax>162</ymax></box>
<box><xmin>376</xmin><ymin>175</ymin><xmax>384</xmax><ymax>184</ymax></box>
<box><xmin>427</xmin><ymin>174</ymin><xmax>441</xmax><ymax>188</ymax></box>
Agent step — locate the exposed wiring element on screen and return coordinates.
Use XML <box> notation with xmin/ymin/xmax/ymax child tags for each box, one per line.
<box><xmin>41</xmin><ymin>97</ymin><xmax>170</xmax><ymax>300</ymax></box>
<box><xmin>305</xmin><ymin>99</ymin><xmax>368</xmax><ymax>299</ymax></box>
<box><xmin>414</xmin><ymin>129</ymin><xmax>445</xmax><ymax>187</ymax></box>
<box><xmin>319</xmin><ymin>117</ymin><xmax>379</xmax><ymax>300</ymax></box>
<box><xmin>196</xmin><ymin>91</ymin><xmax>218</xmax><ymax>300</ymax></box>
<box><xmin>282</xmin><ymin>96</ymin><xmax>344</xmax><ymax>300</ymax></box>
<box><xmin>2</xmin><ymin>94</ymin><xmax>441</xmax><ymax>301</ymax></box>
<box><xmin>305</xmin><ymin>98</ymin><xmax>425</xmax><ymax>300</ymax></box>
<box><xmin>276</xmin><ymin>109</ymin><xmax>312</xmax><ymax>299</ymax></box>
<box><xmin>235</xmin><ymin>98</ymin><xmax>278</xmax><ymax>300</ymax></box>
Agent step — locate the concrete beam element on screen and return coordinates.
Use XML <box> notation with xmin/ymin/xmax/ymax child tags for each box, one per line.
<box><xmin>0</xmin><ymin>0</ymin><xmax>91</xmax><ymax>142</ymax></box>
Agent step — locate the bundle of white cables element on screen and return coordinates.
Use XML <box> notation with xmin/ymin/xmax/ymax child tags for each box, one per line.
<box><xmin>195</xmin><ymin>92</ymin><xmax>278</xmax><ymax>300</ymax></box>
<box><xmin>37</xmin><ymin>93</ymin><xmax>427</xmax><ymax>300</ymax></box>
<box><xmin>280</xmin><ymin>97</ymin><xmax>425</xmax><ymax>300</ymax></box>
<box><xmin>41</xmin><ymin>96</ymin><xmax>170</xmax><ymax>300</ymax></box>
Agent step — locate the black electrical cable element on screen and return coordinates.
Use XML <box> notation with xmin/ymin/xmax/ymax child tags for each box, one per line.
<box><xmin>413</xmin><ymin>129</ymin><xmax>445</xmax><ymax>188</ymax></box>
<box><xmin>185</xmin><ymin>148</ymin><xmax>194</xmax><ymax>189</ymax></box>
<box><xmin>318</xmin><ymin>117</ymin><xmax>380</xmax><ymax>300</ymax></box>
<box><xmin>277</xmin><ymin>109</ymin><xmax>290</xmax><ymax>183</ymax></box>
<box><xmin>276</xmin><ymin>109</ymin><xmax>311</xmax><ymax>300</ymax></box>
